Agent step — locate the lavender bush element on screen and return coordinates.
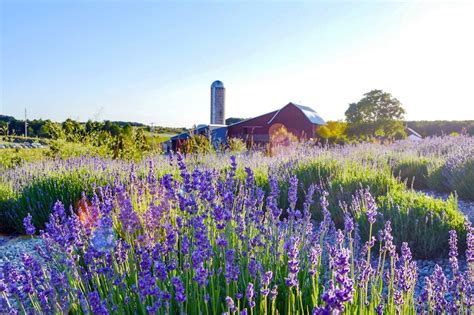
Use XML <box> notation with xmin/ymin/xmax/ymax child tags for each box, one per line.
<box><xmin>0</xmin><ymin>156</ymin><xmax>473</xmax><ymax>314</ymax></box>
<box><xmin>0</xmin><ymin>136</ymin><xmax>471</xmax><ymax>257</ymax></box>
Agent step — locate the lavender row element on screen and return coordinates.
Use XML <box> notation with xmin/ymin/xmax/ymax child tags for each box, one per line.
<box><xmin>1</xmin><ymin>155</ymin><xmax>473</xmax><ymax>314</ymax></box>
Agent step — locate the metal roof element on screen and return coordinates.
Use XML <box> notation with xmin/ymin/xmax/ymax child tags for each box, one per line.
<box><xmin>267</xmin><ymin>103</ymin><xmax>326</xmax><ymax>125</ymax></box>
<box><xmin>292</xmin><ymin>104</ymin><xmax>326</xmax><ymax>125</ymax></box>
<box><xmin>211</xmin><ymin>80</ymin><xmax>224</xmax><ymax>88</ymax></box>
<box><xmin>407</xmin><ymin>127</ymin><xmax>422</xmax><ymax>138</ymax></box>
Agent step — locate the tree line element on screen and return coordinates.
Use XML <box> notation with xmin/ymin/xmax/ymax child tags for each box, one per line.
<box><xmin>0</xmin><ymin>116</ymin><xmax>186</xmax><ymax>159</ymax></box>
<box><xmin>316</xmin><ymin>89</ymin><xmax>473</xmax><ymax>144</ymax></box>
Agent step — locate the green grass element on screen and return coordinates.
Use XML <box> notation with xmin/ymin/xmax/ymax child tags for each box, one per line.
<box><xmin>0</xmin><ymin>148</ymin><xmax>49</xmax><ymax>170</ymax></box>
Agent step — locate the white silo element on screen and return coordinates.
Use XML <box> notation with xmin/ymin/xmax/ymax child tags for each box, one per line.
<box><xmin>210</xmin><ymin>80</ymin><xmax>225</xmax><ymax>125</ymax></box>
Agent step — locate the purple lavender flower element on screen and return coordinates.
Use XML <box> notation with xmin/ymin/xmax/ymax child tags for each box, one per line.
<box><xmin>90</xmin><ymin>218</ymin><xmax>115</xmax><ymax>253</ymax></box>
<box><xmin>344</xmin><ymin>212</ymin><xmax>354</xmax><ymax>234</ymax></box>
<box><xmin>288</xmin><ymin>175</ymin><xmax>298</xmax><ymax>211</ymax></box>
<box><xmin>430</xmin><ymin>264</ymin><xmax>447</xmax><ymax>312</ymax></box>
<box><xmin>246</xmin><ymin>282</ymin><xmax>255</xmax><ymax>308</ymax></box>
<box><xmin>308</xmin><ymin>244</ymin><xmax>322</xmax><ymax>276</ymax></box>
<box><xmin>269</xmin><ymin>285</ymin><xmax>278</xmax><ymax>301</ymax></box>
<box><xmin>262</xmin><ymin>271</ymin><xmax>273</xmax><ymax>287</ymax></box>
<box><xmin>284</xmin><ymin>236</ymin><xmax>300</xmax><ymax>288</ymax></box>
<box><xmin>364</xmin><ymin>189</ymin><xmax>378</xmax><ymax>224</ymax></box>
<box><xmin>172</xmin><ymin>277</ymin><xmax>186</xmax><ymax>303</ymax></box>
<box><xmin>394</xmin><ymin>290</ymin><xmax>404</xmax><ymax>313</ymax></box>
<box><xmin>375</xmin><ymin>302</ymin><xmax>384</xmax><ymax>315</ymax></box>
<box><xmin>23</xmin><ymin>213</ymin><xmax>36</xmax><ymax>235</ymax></box>
<box><xmin>226</xmin><ymin>296</ymin><xmax>237</xmax><ymax>313</ymax></box>
<box><xmin>449</xmin><ymin>230</ymin><xmax>459</xmax><ymax>274</ymax></box>
<box><xmin>382</xmin><ymin>221</ymin><xmax>396</xmax><ymax>257</ymax></box>
<box><xmin>87</xmin><ymin>291</ymin><xmax>109</xmax><ymax>315</ymax></box>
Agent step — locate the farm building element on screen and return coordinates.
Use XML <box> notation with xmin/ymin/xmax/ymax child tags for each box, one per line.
<box><xmin>165</xmin><ymin>102</ymin><xmax>325</xmax><ymax>152</ymax></box>
<box><xmin>227</xmin><ymin>102</ymin><xmax>326</xmax><ymax>146</ymax></box>
<box><xmin>168</xmin><ymin>124</ymin><xmax>227</xmax><ymax>152</ymax></box>
<box><xmin>407</xmin><ymin>127</ymin><xmax>422</xmax><ymax>141</ymax></box>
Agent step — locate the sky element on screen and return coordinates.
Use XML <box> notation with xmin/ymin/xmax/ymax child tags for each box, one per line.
<box><xmin>1</xmin><ymin>0</ymin><xmax>473</xmax><ymax>127</ymax></box>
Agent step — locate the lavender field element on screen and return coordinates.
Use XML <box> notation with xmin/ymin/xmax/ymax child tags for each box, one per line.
<box><xmin>0</xmin><ymin>136</ymin><xmax>473</xmax><ymax>314</ymax></box>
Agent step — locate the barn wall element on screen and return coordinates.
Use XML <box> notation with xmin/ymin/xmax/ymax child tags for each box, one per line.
<box><xmin>270</xmin><ymin>104</ymin><xmax>314</xmax><ymax>139</ymax></box>
<box><xmin>227</xmin><ymin>103</ymin><xmax>316</xmax><ymax>144</ymax></box>
<box><xmin>227</xmin><ymin>111</ymin><xmax>277</xmax><ymax>138</ymax></box>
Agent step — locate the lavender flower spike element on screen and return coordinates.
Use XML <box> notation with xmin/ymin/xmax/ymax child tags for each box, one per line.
<box><xmin>23</xmin><ymin>213</ymin><xmax>36</xmax><ymax>235</ymax></box>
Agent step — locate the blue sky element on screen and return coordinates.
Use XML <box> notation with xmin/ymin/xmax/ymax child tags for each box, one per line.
<box><xmin>1</xmin><ymin>0</ymin><xmax>473</xmax><ymax>127</ymax></box>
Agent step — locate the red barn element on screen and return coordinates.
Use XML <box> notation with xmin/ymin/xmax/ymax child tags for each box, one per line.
<box><xmin>227</xmin><ymin>102</ymin><xmax>325</xmax><ymax>146</ymax></box>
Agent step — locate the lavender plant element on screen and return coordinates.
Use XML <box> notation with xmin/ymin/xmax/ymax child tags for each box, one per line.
<box><xmin>1</xmin><ymin>156</ymin><xmax>472</xmax><ymax>314</ymax></box>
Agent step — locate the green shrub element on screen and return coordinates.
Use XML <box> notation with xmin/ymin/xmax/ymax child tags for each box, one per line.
<box><xmin>0</xmin><ymin>170</ymin><xmax>111</xmax><ymax>233</ymax></box>
<box><xmin>277</xmin><ymin>159</ymin><xmax>404</xmax><ymax>226</ymax></box>
<box><xmin>227</xmin><ymin>138</ymin><xmax>247</xmax><ymax>153</ymax></box>
<box><xmin>449</xmin><ymin>158</ymin><xmax>474</xmax><ymax>200</ymax></box>
<box><xmin>392</xmin><ymin>157</ymin><xmax>431</xmax><ymax>189</ymax></box>
<box><xmin>0</xmin><ymin>148</ymin><xmax>48</xmax><ymax>170</ymax></box>
<box><xmin>426</xmin><ymin>163</ymin><xmax>450</xmax><ymax>192</ymax></box>
<box><xmin>373</xmin><ymin>190</ymin><xmax>466</xmax><ymax>259</ymax></box>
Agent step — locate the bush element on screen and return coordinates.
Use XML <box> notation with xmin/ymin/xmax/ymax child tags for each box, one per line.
<box><xmin>0</xmin><ymin>170</ymin><xmax>113</xmax><ymax>233</ymax></box>
<box><xmin>392</xmin><ymin>157</ymin><xmax>431</xmax><ymax>189</ymax></box>
<box><xmin>278</xmin><ymin>159</ymin><xmax>404</xmax><ymax>224</ymax></box>
<box><xmin>442</xmin><ymin>149</ymin><xmax>474</xmax><ymax>200</ymax></box>
<box><xmin>227</xmin><ymin>138</ymin><xmax>247</xmax><ymax>153</ymax></box>
<box><xmin>426</xmin><ymin>163</ymin><xmax>450</xmax><ymax>192</ymax></box>
<box><xmin>374</xmin><ymin>190</ymin><xmax>466</xmax><ymax>258</ymax></box>
<box><xmin>3</xmin><ymin>156</ymin><xmax>473</xmax><ymax>314</ymax></box>
<box><xmin>0</xmin><ymin>148</ymin><xmax>48</xmax><ymax>170</ymax></box>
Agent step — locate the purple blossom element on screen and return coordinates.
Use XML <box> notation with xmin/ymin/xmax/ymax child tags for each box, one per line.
<box><xmin>23</xmin><ymin>213</ymin><xmax>36</xmax><ymax>235</ymax></box>
<box><xmin>284</xmin><ymin>236</ymin><xmax>300</xmax><ymax>288</ymax></box>
<box><xmin>288</xmin><ymin>175</ymin><xmax>298</xmax><ymax>211</ymax></box>
<box><xmin>87</xmin><ymin>291</ymin><xmax>109</xmax><ymax>315</ymax></box>
<box><xmin>449</xmin><ymin>230</ymin><xmax>459</xmax><ymax>274</ymax></box>
<box><xmin>172</xmin><ymin>277</ymin><xmax>186</xmax><ymax>303</ymax></box>
<box><xmin>225</xmin><ymin>296</ymin><xmax>237</xmax><ymax>313</ymax></box>
<box><xmin>430</xmin><ymin>264</ymin><xmax>447</xmax><ymax>312</ymax></box>
<box><xmin>364</xmin><ymin>189</ymin><xmax>378</xmax><ymax>224</ymax></box>
<box><xmin>246</xmin><ymin>283</ymin><xmax>255</xmax><ymax>308</ymax></box>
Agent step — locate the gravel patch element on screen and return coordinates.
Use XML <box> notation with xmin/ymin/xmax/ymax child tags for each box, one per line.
<box><xmin>0</xmin><ymin>234</ymin><xmax>44</xmax><ymax>269</ymax></box>
<box><xmin>414</xmin><ymin>257</ymin><xmax>466</xmax><ymax>296</ymax></box>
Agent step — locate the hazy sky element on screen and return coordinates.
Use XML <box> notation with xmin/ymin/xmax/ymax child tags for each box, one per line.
<box><xmin>1</xmin><ymin>0</ymin><xmax>473</xmax><ymax>127</ymax></box>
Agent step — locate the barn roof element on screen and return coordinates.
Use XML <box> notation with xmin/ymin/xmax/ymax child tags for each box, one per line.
<box><xmin>267</xmin><ymin>102</ymin><xmax>326</xmax><ymax>125</ymax></box>
<box><xmin>407</xmin><ymin>127</ymin><xmax>422</xmax><ymax>138</ymax></box>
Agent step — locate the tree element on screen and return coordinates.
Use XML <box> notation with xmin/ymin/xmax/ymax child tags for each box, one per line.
<box><xmin>345</xmin><ymin>90</ymin><xmax>406</xmax><ymax>140</ymax></box>
<box><xmin>316</xmin><ymin>121</ymin><xmax>348</xmax><ymax>144</ymax></box>
<box><xmin>345</xmin><ymin>90</ymin><xmax>405</xmax><ymax>124</ymax></box>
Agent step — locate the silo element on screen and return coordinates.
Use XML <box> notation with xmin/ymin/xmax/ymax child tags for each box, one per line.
<box><xmin>210</xmin><ymin>80</ymin><xmax>225</xmax><ymax>125</ymax></box>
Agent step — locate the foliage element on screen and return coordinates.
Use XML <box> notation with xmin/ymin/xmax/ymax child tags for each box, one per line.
<box><xmin>270</xmin><ymin>125</ymin><xmax>298</xmax><ymax>147</ymax></box>
<box><xmin>375</xmin><ymin>190</ymin><xmax>466</xmax><ymax>258</ymax></box>
<box><xmin>0</xmin><ymin>148</ymin><xmax>48</xmax><ymax>170</ymax></box>
<box><xmin>0</xmin><ymin>115</ymin><xmax>179</xmax><ymax>158</ymax></box>
<box><xmin>1</xmin><ymin>157</ymin><xmax>472</xmax><ymax>314</ymax></box>
<box><xmin>346</xmin><ymin>120</ymin><xmax>406</xmax><ymax>141</ymax></box>
<box><xmin>181</xmin><ymin>134</ymin><xmax>215</xmax><ymax>154</ymax></box>
<box><xmin>227</xmin><ymin>137</ymin><xmax>247</xmax><ymax>153</ymax></box>
<box><xmin>407</xmin><ymin>120</ymin><xmax>474</xmax><ymax>137</ymax></box>
<box><xmin>345</xmin><ymin>90</ymin><xmax>405</xmax><ymax>124</ymax></box>
<box><xmin>1</xmin><ymin>136</ymin><xmax>472</xmax><ymax>259</ymax></box>
<box><xmin>316</xmin><ymin>121</ymin><xmax>348</xmax><ymax>144</ymax></box>
<box><xmin>345</xmin><ymin>90</ymin><xmax>406</xmax><ymax>141</ymax></box>
<box><xmin>442</xmin><ymin>148</ymin><xmax>474</xmax><ymax>200</ymax></box>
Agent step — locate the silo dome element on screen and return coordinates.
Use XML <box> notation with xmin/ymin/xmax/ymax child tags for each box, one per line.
<box><xmin>211</xmin><ymin>80</ymin><xmax>224</xmax><ymax>89</ymax></box>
